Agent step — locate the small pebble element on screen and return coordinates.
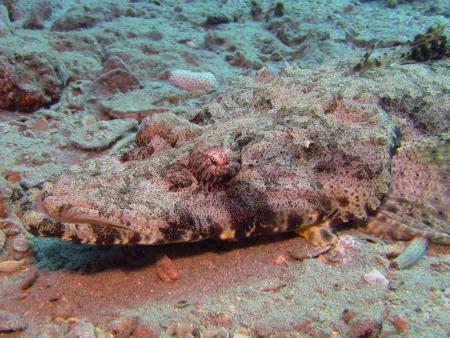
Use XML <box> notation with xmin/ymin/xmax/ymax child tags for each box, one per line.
<box><xmin>36</xmin><ymin>323</ymin><xmax>65</xmax><ymax>338</ymax></box>
<box><xmin>0</xmin><ymin>217</ymin><xmax>22</xmax><ymax>229</ymax></box>
<box><xmin>363</xmin><ymin>269</ymin><xmax>389</xmax><ymax>286</ymax></box>
<box><xmin>94</xmin><ymin>326</ymin><xmax>115</xmax><ymax>338</ymax></box>
<box><xmin>215</xmin><ymin>313</ymin><xmax>231</xmax><ymax>328</ymax></box>
<box><xmin>52</xmin><ymin>296</ymin><xmax>74</xmax><ymax>319</ymax></box>
<box><xmin>166</xmin><ymin>323</ymin><xmax>193</xmax><ymax>337</ymax></box>
<box><xmin>0</xmin><ymin>309</ymin><xmax>28</xmax><ymax>332</ymax></box>
<box><xmin>390</xmin><ymin>238</ymin><xmax>428</xmax><ymax>269</ymax></box>
<box><xmin>3</xmin><ymin>227</ymin><xmax>21</xmax><ymax>236</ymax></box>
<box><xmin>70</xmin><ymin>119</ymin><xmax>138</xmax><ymax>151</ymax></box>
<box><xmin>287</xmin><ymin>244</ymin><xmax>330</xmax><ymax>260</ymax></box>
<box><xmin>233</xmin><ymin>327</ymin><xmax>251</xmax><ymax>338</ymax></box>
<box><xmin>0</xmin><ymin>259</ymin><xmax>26</xmax><ymax>272</ymax></box>
<box><xmin>203</xmin><ymin>328</ymin><xmax>229</xmax><ymax>338</ymax></box>
<box><xmin>174</xmin><ymin>300</ymin><xmax>191</xmax><ymax>308</ymax></box>
<box><xmin>30</xmin><ymin>116</ymin><xmax>48</xmax><ymax>131</ymax></box>
<box><xmin>4</xmin><ymin>171</ymin><xmax>21</xmax><ymax>184</ymax></box>
<box><xmin>133</xmin><ymin>323</ymin><xmax>159</xmax><ymax>338</ymax></box>
<box><xmin>390</xmin><ymin>314</ymin><xmax>408</xmax><ymax>333</ymax></box>
<box><xmin>347</xmin><ymin>319</ymin><xmax>381</xmax><ymax>338</ymax></box>
<box><xmin>12</xmin><ymin>235</ymin><xmax>31</xmax><ymax>253</ymax></box>
<box><xmin>341</xmin><ymin>308</ymin><xmax>356</xmax><ymax>324</ymax></box>
<box><xmin>107</xmin><ymin>316</ymin><xmax>139</xmax><ymax>338</ymax></box>
<box><xmin>0</xmin><ymin>190</ymin><xmax>7</xmax><ymax>217</ymax></box>
<box><xmin>272</xmin><ymin>254</ymin><xmax>287</xmax><ymax>265</ymax></box>
<box><xmin>156</xmin><ymin>254</ymin><xmax>179</xmax><ymax>283</ymax></box>
<box><xmin>272</xmin><ymin>332</ymin><xmax>302</xmax><ymax>338</ymax></box>
<box><xmin>20</xmin><ymin>267</ymin><xmax>40</xmax><ymax>290</ymax></box>
<box><xmin>384</xmin><ymin>242</ymin><xmax>406</xmax><ymax>259</ymax></box>
<box><xmin>204</xmin><ymin>15</ymin><xmax>231</xmax><ymax>26</ymax></box>
<box><xmin>0</xmin><ymin>230</ymin><xmax>5</xmax><ymax>251</ymax></box>
<box><xmin>67</xmin><ymin>320</ymin><xmax>96</xmax><ymax>338</ymax></box>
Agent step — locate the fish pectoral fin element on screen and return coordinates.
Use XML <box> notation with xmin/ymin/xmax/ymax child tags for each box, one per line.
<box><xmin>296</xmin><ymin>220</ymin><xmax>338</xmax><ymax>247</ymax></box>
<box><xmin>365</xmin><ymin>199</ymin><xmax>450</xmax><ymax>245</ymax></box>
<box><xmin>365</xmin><ymin>133</ymin><xmax>450</xmax><ymax>245</ymax></box>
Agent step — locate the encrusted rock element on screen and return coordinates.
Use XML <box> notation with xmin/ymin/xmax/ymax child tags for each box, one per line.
<box><xmin>70</xmin><ymin>118</ymin><xmax>138</xmax><ymax>151</ymax></box>
<box><xmin>0</xmin><ymin>39</ymin><xmax>67</xmax><ymax>112</ymax></box>
<box><xmin>0</xmin><ymin>309</ymin><xmax>28</xmax><ymax>332</ymax></box>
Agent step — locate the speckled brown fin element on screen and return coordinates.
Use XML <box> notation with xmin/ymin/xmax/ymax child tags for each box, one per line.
<box><xmin>365</xmin><ymin>133</ymin><xmax>450</xmax><ymax>245</ymax></box>
<box><xmin>296</xmin><ymin>220</ymin><xmax>338</xmax><ymax>247</ymax></box>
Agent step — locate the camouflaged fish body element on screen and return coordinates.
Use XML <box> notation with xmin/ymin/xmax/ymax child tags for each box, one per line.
<box><xmin>21</xmin><ymin>72</ymin><xmax>450</xmax><ymax>246</ymax></box>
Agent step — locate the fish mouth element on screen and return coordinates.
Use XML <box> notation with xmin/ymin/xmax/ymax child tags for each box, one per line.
<box><xmin>21</xmin><ymin>183</ymin><xmax>170</xmax><ymax>245</ymax></box>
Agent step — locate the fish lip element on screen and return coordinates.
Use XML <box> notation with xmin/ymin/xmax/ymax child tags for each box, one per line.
<box><xmin>20</xmin><ymin>183</ymin><xmax>127</xmax><ymax>232</ymax></box>
<box><xmin>20</xmin><ymin>182</ymin><xmax>174</xmax><ymax>245</ymax></box>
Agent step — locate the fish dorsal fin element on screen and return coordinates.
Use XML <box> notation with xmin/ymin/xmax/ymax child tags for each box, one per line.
<box><xmin>365</xmin><ymin>133</ymin><xmax>450</xmax><ymax>245</ymax></box>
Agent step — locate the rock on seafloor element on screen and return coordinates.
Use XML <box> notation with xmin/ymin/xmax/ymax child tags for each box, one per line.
<box><xmin>363</xmin><ymin>269</ymin><xmax>389</xmax><ymax>286</ymax></box>
<box><xmin>67</xmin><ymin>319</ymin><xmax>96</xmax><ymax>338</ymax></box>
<box><xmin>0</xmin><ymin>229</ymin><xmax>5</xmax><ymax>251</ymax></box>
<box><xmin>0</xmin><ymin>309</ymin><xmax>28</xmax><ymax>332</ymax></box>
<box><xmin>20</xmin><ymin>266</ymin><xmax>40</xmax><ymax>290</ymax></box>
<box><xmin>133</xmin><ymin>323</ymin><xmax>159</xmax><ymax>338</ymax></box>
<box><xmin>156</xmin><ymin>254</ymin><xmax>179</xmax><ymax>283</ymax></box>
<box><xmin>70</xmin><ymin>119</ymin><xmax>138</xmax><ymax>151</ymax></box>
<box><xmin>0</xmin><ymin>35</ymin><xmax>67</xmax><ymax>113</ymax></box>
<box><xmin>0</xmin><ymin>189</ymin><xmax>7</xmax><ymax>218</ymax></box>
<box><xmin>35</xmin><ymin>323</ymin><xmax>65</xmax><ymax>338</ymax></box>
<box><xmin>106</xmin><ymin>316</ymin><xmax>139</xmax><ymax>338</ymax></box>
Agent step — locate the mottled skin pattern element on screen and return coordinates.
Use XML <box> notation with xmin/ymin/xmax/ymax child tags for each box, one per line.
<box><xmin>20</xmin><ymin>69</ymin><xmax>450</xmax><ymax>247</ymax></box>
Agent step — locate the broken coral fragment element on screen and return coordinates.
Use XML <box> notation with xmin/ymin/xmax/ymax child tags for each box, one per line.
<box><xmin>168</xmin><ymin>70</ymin><xmax>217</xmax><ymax>91</ymax></box>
